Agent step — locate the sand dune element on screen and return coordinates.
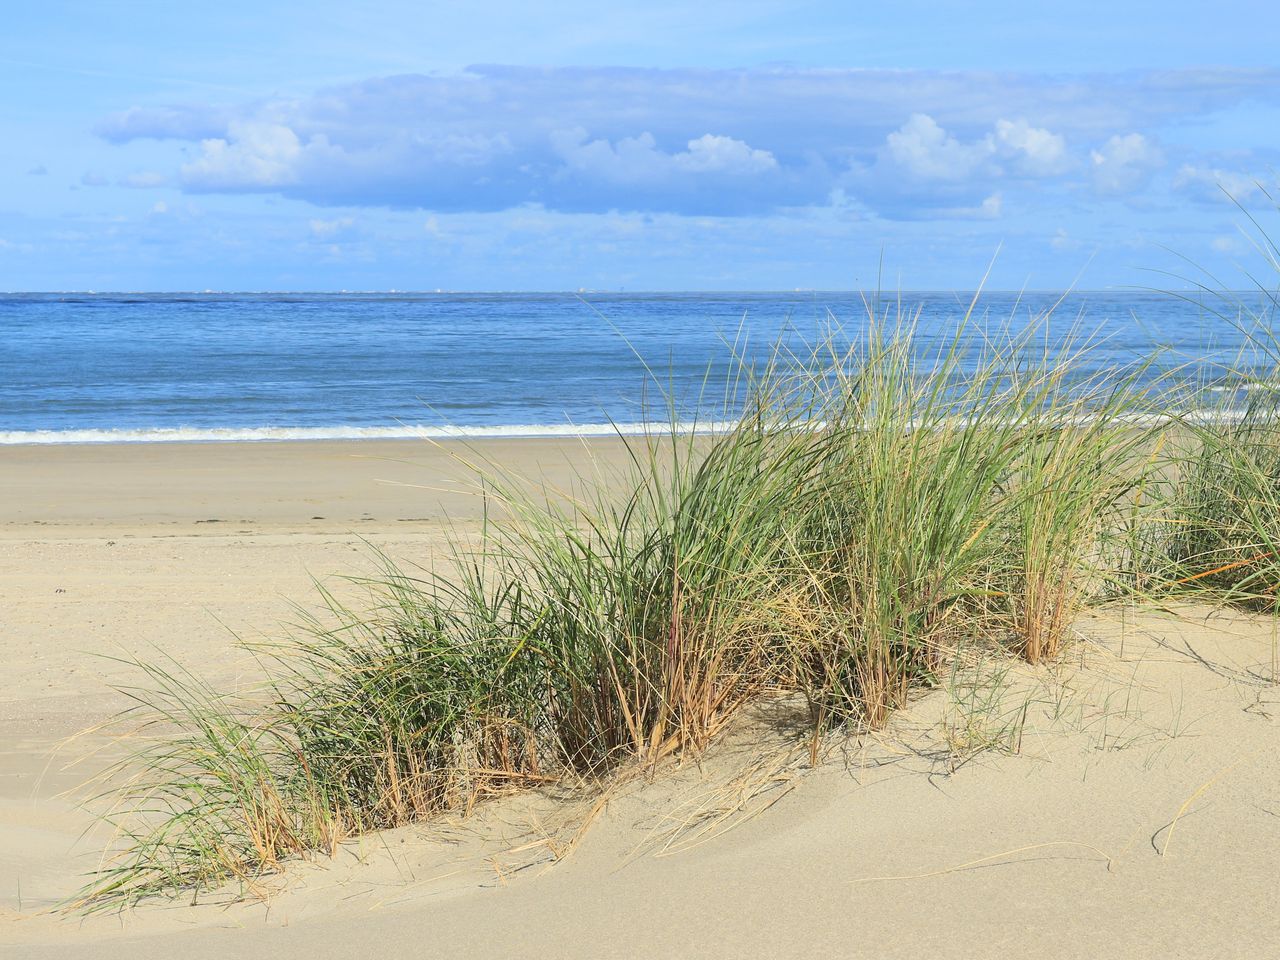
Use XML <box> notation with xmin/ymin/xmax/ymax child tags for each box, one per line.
<box><xmin>3</xmin><ymin>440</ymin><xmax>1278</xmax><ymax>958</ymax></box>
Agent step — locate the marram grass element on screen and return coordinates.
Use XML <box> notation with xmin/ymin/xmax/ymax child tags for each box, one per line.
<box><xmin>73</xmin><ymin>290</ymin><xmax>1279</xmax><ymax>910</ymax></box>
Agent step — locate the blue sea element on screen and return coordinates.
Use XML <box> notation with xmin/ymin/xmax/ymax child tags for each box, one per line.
<box><xmin>0</xmin><ymin>291</ymin><xmax>1271</xmax><ymax>444</ymax></box>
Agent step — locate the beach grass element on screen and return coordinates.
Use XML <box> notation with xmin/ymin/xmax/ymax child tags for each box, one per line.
<box><xmin>1160</xmin><ymin>322</ymin><xmax>1280</xmax><ymax>605</ymax></box>
<box><xmin>1115</xmin><ymin>215</ymin><xmax>1280</xmax><ymax>607</ymax></box>
<box><xmin>73</xmin><ymin>285</ymin><xmax>1278</xmax><ymax>910</ymax></box>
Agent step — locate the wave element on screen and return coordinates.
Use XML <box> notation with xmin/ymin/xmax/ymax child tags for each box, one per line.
<box><xmin>0</xmin><ymin>421</ymin><xmax>740</xmax><ymax>445</ymax></box>
<box><xmin>1207</xmin><ymin>381</ymin><xmax>1280</xmax><ymax>393</ymax></box>
<box><xmin>1</xmin><ymin>407</ymin><xmax>1261</xmax><ymax>446</ymax></box>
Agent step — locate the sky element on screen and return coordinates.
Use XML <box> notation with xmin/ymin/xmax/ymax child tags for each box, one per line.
<box><xmin>1</xmin><ymin>1</ymin><xmax>1278</xmax><ymax>291</ymax></box>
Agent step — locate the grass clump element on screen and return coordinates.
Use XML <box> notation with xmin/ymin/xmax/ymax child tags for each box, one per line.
<box><xmin>786</xmin><ymin>312</ymin><xmax>1023</xmax><ymax>729</ymax></box>
<box><xmin>1151</xmin><ymin>215</ymin><xmax>1280</xmax><ymax>606</ymax></box>
<box><xmin>1163</xmin><ymin>368</ymin><xmax>1280</xmax><ymax>604</ymax></box>
<box><xmin>78</xmin><ymin>299</ymin><xmax>1161</xmax><ymax>909</ymax></box>
<box><xmin>996</xmin><ymin>348</ymin><xmax>1156</xmax><ymax>662</ymax></box>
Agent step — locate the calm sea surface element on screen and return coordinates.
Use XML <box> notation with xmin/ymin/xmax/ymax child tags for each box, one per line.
<box><xmin>0</xmin><ymin>291</ymin><xmax>1272</xmax><ymax>443</ymax></box>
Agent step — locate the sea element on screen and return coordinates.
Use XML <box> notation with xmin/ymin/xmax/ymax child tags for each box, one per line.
<box><xmin>0</xmin><ymin>290</ymin><xmax>1273</xmax><ymax>444</ymax></box>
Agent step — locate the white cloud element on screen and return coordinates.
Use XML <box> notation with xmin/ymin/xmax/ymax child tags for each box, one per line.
<box><xmin>989</xmin><ymin>119</ymin><xmax>1070</xmax><ymax>175</ymax></box>
<box><xmin>885</xmin><ymin>114</ymin><xmax>991</xmax><ymax>181</ymax></box>
<box><xmin>553</xmin><ymin>130</ymin><xmax>660</xmax><ymax>181</ymax></box>
<box><xmin>553</xmin><ymin>130</ymin><xmax>776</xmax><ymax>182</ymax></box>
<box><xmin>883</xmin><ymin>114</ymin><xmax>1070</xmax><ymax>182</ymax></box>
<box><xmin>936</xmin><ymin>192</ymin><xmax>1003</xmax><ymax>220</ymax></box>
<box><xmin>672</xmin><ymin>134</ymin><xmax>777</xmax><ymax>175</ymax></box>
<box><xmin>89</xmin><ymin>65</ymin><xmax>1280</xmax><ymax>218</ymax></box>
<box><xmin>1090</xmin><ymin>133</ymin><xmax>1163</xmax><ymax>195</ymax></box>
<box><xmin>1173</xmin><ymin>164</ymin><xmax>1271</xmax><ymax>204</ymax></box>
<box><xmin>182</xmin><ymin>122</ymin><xmax>308</xmax><ymax>189</ymax></box>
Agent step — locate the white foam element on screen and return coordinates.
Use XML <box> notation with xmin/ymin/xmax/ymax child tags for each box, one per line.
<box><xmin>0</xmin><ymin>410</ymin><xmax>1258</xmax><ymax>446</ymax></box>
<box><xmin>1207</xmin><ymin>381</ymin><xmax>1280</xmax><ymax>393</ymax></box>
<box><xmin>0</xmin><ymin>422</ymin><xmax>740</xmax><ymax>445</ymax></box>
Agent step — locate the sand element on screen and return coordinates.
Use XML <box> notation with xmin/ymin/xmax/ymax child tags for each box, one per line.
<box><xmin>0</xmin><ymin>438</ymin><xmax>629</xmax><ymax>922</ymax></box>
<box><xmin>3</xmin><ymin>439</ymin><xmax>1279</xmax><ymax>958</ymax></box>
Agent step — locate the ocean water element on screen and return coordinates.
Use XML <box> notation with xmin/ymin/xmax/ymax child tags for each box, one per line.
<box><xmin>0</xmin><ymin>290</ymin><xmax>1271</xmax><ymax>444</ymax></box>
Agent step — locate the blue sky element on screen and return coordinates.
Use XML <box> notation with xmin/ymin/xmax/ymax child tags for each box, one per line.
<box><xmin>2</xmin><ymin>1</ymin><xmax>1278</xmax><ymax>290</ymax></box>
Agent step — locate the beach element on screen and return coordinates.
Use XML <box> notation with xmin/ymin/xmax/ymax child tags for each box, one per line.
<box><xmin>6</xmin><ymin>3</ymin><xmax>1275</xmax><ymax>954</ymax></box>
<box><xmin>0</xmin><ymin>438</ymin><xmax>630</xmax><ymax>923</ymax></box>
<box><xmin>0</xmin><ymin>436</ymin><xmax>647</xmax><ymax>720</ymax></box>
<box><xmin>3</xmin><ymin>436</ymin><xmax>1279</xmax><ymax>958</ymax></box>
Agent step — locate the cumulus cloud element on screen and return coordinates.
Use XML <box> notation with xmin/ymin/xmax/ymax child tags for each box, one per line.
<box><xmin>91</xmin><ymin>65</ymin><xmax>1280</xmax><ymax>217</ymax></box>
<box><xmin>989</xmin><ymin>119</ymin><xmax>1070</xmax><ymax>176</ymax></box>
<box><xmin>881</xmin><ymin>114</ymin><xmax>1070</xmax><ymax>183</ymax></box>
<box><xmin>1173</xmin><ymin>164</ymin><xmax>1273</xmax><ymax>204</ymax></box>
<box><xmin>552</xmin><ymin>129</ymin><xmax>776</xmax><ymax>182</ymax></box>
<box><xmin>854</xmin><ymin>114</ymin><xmax>1075</xmax><ymax>218</ymax></box>
<box><xmin>183</xmin><ymin>122</ymin><xmax>308</xmax><ymax>189</ymax></box>
<box><xmin>885</xmin><ymin>114</ymin><xmax>991</xmax><ymax>181</ymax></box>
<box><xmin>675</xmin><ymin>134</ymin><xmax>778</xmax><ymax>175</ymax></box>
<box><xmin>1090</xmin><ymin>133</ymin><xmax>1163</xmax><ymax>195</ymax></box>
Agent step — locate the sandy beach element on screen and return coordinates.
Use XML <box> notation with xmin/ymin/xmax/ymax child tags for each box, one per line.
<box><xmin>3</xmin><ymin>438</ymin><xmax>1279</xmax><ymax>958</ymax></box>
<box><xmin>0</xmin><ymin>437</ymin><xmax>646</xmax><ymax>725</ymax></box>
<box><xmin>0</xmin><ymin>438</ymin><xmax>627</xmax><ymax>922</ymax></box>
<box><xmin>6</xmin><ymin>2</ymin><xmax>1273</xmax><ymax>954</ymax></box>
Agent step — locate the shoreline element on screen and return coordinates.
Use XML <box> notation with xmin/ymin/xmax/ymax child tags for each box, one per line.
<box><xmin>1</xmin><ymin>403</ymin><xmax>1255</xmax><ymax>452</ymax></box>
<box><xmin>0</xmin><ymin>421</ymin><xmax>742</xmax><ymax>447</ymax></box>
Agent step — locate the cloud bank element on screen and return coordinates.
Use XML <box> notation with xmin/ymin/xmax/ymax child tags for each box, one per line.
<box><xmin>96</xmin><ymin>65</ymin><xmax>1280</xmax><ymax>218</ymax></box>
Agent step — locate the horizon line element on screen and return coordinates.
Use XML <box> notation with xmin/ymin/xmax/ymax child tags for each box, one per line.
<box><xmin>1</xmin><ymin>286</ymin><xmax>1228</xmax><ymax>296</ymax></box>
